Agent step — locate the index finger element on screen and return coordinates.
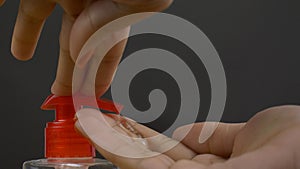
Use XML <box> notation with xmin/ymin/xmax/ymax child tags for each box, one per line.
<box><xmin>11</xmin><ymin>0</ymin><xmax>55</xmax><ymax>60</ymax></box>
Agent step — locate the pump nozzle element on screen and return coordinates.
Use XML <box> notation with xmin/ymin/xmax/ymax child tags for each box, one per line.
<box><xmin>42</xmin><ymin>94</ymin><xmax>122</xmax><ymax>158</ymax></box>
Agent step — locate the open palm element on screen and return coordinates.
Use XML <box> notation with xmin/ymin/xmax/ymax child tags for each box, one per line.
<box><xmin>75</xmin><ymin>105</ymin><xmax>300</xmax><ymax>169</ymax></box>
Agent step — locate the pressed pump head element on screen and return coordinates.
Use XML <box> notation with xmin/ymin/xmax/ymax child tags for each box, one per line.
<box><xmin>41</xmin><ymin>94</ymin><xmax>122</xmax><ymax>158</ymax></box>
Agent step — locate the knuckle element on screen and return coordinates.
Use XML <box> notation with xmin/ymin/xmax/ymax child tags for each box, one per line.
<box><xmin>20</xmin><ymin>8</ymin><xmax>44</xmax><ymax>24</ymax></box>
<box><xmin>20</xmin><ymin>1</ymin><xmax>55</xmax><ymax>23</ymax></box>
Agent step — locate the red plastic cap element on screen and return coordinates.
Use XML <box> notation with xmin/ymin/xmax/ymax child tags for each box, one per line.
<box><xmin>42</xmin><ymin>94</ymin><xmax>122</xmax><ymax>158</ymax></box>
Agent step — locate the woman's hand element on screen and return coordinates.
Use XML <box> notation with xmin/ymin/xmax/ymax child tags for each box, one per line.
<box><xmin>10</xmin><ymin>0</ymin><xmax>172</xmax><ymax>96</ymax></box>
<box><xmin>75</xmin><ymin>105</ymin><xmax>300</xmax><ymax>169</ymax></box>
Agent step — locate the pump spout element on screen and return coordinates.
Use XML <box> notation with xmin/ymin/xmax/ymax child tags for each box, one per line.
<box><xmin>41</xmin><ymin>94</ymin><xmax>122</xmax><ymax>158</ymax></box>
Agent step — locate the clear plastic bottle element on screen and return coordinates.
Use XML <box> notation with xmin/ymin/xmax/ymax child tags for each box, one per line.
<box><xmin>23</xmin><ymin>94</ymin><xmax>122</xmax><ymax>169</ymax></box>
<box><xmin>23</xmin><ymin>158</ymin><xmax>117</xmax><ymax>169</ymax></box>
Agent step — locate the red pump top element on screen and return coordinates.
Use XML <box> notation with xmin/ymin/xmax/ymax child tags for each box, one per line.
<box><xmin>41</xmin><ymin>94</ymin><xmax>122</xmax><ymax>158</ymax></box>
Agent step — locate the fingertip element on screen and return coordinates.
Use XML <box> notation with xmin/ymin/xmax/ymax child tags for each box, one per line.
<box><xmin>51</xmin><ymin>80</ymin><xmax>73</xmax><ymax>96</ymax></box>
<box><xmin>11</xmin><ymin>41</ymin><xmax>34</xmax><ymax>61</ymax></box>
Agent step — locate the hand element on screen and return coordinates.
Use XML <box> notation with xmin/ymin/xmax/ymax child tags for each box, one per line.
<box><xmin>10</xmin><ymin>0</ymin><xmax>172</xmax><ymax>96</ymax></box>
<box><xmin>75</xmin><ymin>105</ymin><xmax>300</xmax><ymax>169</ymax></box>
<box><xmin>0</xmin><ymin>0</ymin><xmax>4</xmax><ymax>6</ymax></box>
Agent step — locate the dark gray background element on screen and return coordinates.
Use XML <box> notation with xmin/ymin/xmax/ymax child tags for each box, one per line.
<box><xmin>0</xmin><ymin>0</ymin><xmax>299</xmax><ymax>168</ymax></box>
